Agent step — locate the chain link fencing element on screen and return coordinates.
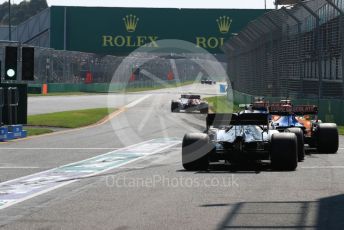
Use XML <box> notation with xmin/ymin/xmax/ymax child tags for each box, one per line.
<box><xmin>0</xmin><ymin>43</ymin><xmax>226</xmax><ymax>92</ymax></box>
<box><xmin>224</xmin><ymin>0</ymin><xmax>344</xmax><ymax>101</ymax></box>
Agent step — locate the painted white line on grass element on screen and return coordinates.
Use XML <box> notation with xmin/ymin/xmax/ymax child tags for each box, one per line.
<box><xmin>0</xmin><ymin>138</ymin><xmax>180</xmax><ymax>210</ymax></box>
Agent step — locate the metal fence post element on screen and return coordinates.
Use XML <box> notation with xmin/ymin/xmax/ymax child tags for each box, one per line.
<box><xmin>297</xmin><ymin>0</ymin><xmax>321</xmax><ymax>106</ymax></box>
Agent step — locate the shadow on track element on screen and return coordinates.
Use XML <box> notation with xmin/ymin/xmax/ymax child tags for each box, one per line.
<box><xmin>209</xmin><ymin>194</ymin><xmax>344</xmax><ymax>230</ymax></box>
<box><xmin>177</xmin><ymin>161</ymin><xmax>296</xmax><ymax>174</ymax></box>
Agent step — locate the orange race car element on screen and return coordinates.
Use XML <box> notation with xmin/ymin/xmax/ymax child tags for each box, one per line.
<box><xmin>251</xmin><ymin>99</ymin><xmax>339</xmax><ymax>161</ymax></box>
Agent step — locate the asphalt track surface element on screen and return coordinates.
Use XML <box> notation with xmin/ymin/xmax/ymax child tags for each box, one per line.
<box><xmin>0</xmin><ymin>83</ymin><xmax>344</xmax><ymax>229</ymax></box>
<box><xmin>28</xmin><ymin>94</ymin><xmax>144</xmax><ymax>115</ymax></box>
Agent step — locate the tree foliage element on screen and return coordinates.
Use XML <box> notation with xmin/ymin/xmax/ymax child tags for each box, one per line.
<box><xmin>0</xmin><ymin>0</ymin><xmax>48</xmax><ymax>26</ymax></box>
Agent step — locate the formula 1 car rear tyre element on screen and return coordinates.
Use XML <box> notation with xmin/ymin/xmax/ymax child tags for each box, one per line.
<box><xmin>271</xmin><ymin>133</ymin><xmax>298</xmax><ymax>171</ymax></box>
<box><xmin>287</xmin><ymin>128</ymin><xmax>305</xmax><ymax>161</ymax></box>
<box><xmin>316</xmin><ymin>123</ymin><xmax>339</xmax><ymax>154</ymax></box>
<box><xmin>171</xmin><ymin>101</ymin><xmax>180</xmax><ymax>112</ymax></box>
<box><xmin>182</xmin><ymin>133</ymin><xmax>214</xmax><ymax>171</ymax></box>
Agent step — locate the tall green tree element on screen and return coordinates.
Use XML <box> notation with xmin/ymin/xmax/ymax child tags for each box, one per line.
<box><xmin>0</xmin><ymin>0</ymin><xmax>48</xmax><ymax>26</ymax></box>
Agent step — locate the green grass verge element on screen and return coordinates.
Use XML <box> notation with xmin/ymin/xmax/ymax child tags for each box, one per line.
<box><xmin>28</xmin><ymin>108</ymin><xmax>116</xmax><ymax>128</ymax></box>
<box><xmin>204</xmin><ymin>96</ymin><xmax>239</xmax><ymax>113</ymax></box>
<box><xmin>26</xmin><ymin>127</ymin><xmax>54</xmax><ymax>136</ymax></box>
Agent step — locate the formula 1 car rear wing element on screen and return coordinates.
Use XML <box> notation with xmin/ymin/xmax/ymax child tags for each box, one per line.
<box><xmin>181</xmin><ymin>95</ymin><xmax>201</xmax><ymax>99</ymax></box>
<box><xmin>206</xmin><ymin>113</ymin><xmax>269</xmax><ymax>130</ymax></box>
<box><xmin>268</xmin><ymin>104</ymin><xmax>318</xmax><ymax>115</ymax></box>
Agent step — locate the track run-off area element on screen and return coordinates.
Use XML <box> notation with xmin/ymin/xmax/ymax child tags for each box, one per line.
<box><xmin>0</xmin><ymin>83</ymin><xmax>343</xmax><ymax>229</ymax></box>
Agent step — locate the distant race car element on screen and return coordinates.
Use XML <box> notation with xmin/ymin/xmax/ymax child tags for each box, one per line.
<box><xmin>171</xmin><ymin>95</ymin><xmax>209</xmax><ymax>114</ymax></box>
<box><xmin>181</xmin><ymin>111</ymin><xmax>299</xmax><ymax>171</ymax></box>
<box><xmin>201</xmin><ymin>79</ymin><xmax>216</xmax><ymax>85</ymax></box>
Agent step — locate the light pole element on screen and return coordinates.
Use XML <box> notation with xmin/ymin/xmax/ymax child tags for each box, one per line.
<box><xmin>265</xmin><ymin>0</ymin><xmax>267</xmax><ymax>10</ymax></box>
<box><xmin>8</xmin><ymin>0</ymin><xmax>11</xmax><ymax>41</ymax></box>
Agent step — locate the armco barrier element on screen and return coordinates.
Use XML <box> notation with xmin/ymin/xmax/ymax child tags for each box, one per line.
<box><xmin>47</xmin><ymin>83</ymin><xmax>83</xmax><ymax>93</ymax></box>
<box><xmin>233</xmin><ymin>90</ymin><xmax>344</xmax><ymax>125</ymax></box>
<box><xmin>28</xmin><ymin>84</ymin><xmax>42</xmax><ymax>94</ymax></box>
<box><xmin>45</xmin><ymin>83</ymin><xmax>121</xmax><ymax>93</ymax></box>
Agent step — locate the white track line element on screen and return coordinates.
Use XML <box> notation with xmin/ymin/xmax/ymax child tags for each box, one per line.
<box><xmin>0</xmin><ymin>167</ymin><xmax>41</xmax><ymax>169</ymax></box>
<box><xmin>301</xmin><ymin>166</ymin><xmax>344</xmax><ymax>169</ymax></box>
<box><xmin>125</xmin><ymin>94</ymin><xmax>151</xmax><ymax>108</ymax></box>
<box><xmin>0</xmin><ymin>138</ymin><xmax>180</xmax><ymax>210</ymax></box>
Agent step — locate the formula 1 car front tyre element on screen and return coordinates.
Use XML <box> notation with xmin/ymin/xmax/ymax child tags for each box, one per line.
<box><xmin>171</xmin><ymin>101</ymin><xmax>180</xmax><ymax>112</ymax></box>
<box><xmin>316</xmin><ymin>123</ymin><xmax>339</xmax><ymax>154</ymax></box>
<box><xmin>182</xmin><ymin>133</ymin><xmax>214</xmax><ymax>171</ymax></box>
<box><xmin>271</xmin><ymin>133</ymin><xmax>298</xmax><ymax>171</ymax></box>
<box><xmin>287</xmin><ymin>127</ymin><xmax>305</xmax><ymax>161</ymax></box>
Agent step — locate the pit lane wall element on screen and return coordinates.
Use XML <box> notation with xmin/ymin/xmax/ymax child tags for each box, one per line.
<box><xmin>233</xmin><ymin>90</ymin><xmax>344</xmax><ymax>125</ymax></box>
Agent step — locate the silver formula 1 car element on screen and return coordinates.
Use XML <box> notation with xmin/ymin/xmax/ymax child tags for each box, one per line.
<box><xmin>182</xmin><ymin>112</ymin><xmax>299</xmax><ymax>171</ymax></box>
<box><xmin>171</xmin><ymin>95</ymin><xmax>209</xmax><ymax>114</ymax></box>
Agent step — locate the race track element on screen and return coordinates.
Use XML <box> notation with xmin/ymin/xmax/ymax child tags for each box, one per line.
<box><xmin>0</xmin><ymin>83</ymin><xmax>344</xmax><ymax>230</ymax></box>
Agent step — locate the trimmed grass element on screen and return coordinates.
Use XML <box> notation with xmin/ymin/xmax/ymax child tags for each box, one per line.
<box><xmin>204</xmin><ymin>96</ymin><xmax>239</xmax><ymax>113</ymax></box>
<box><xmin>26</xmin><ymin>127</ymin><xmax>54</xmax><ymax>136</ymax></box>
<box><xmin>28</xmin><ymin>108</ymin><xmax>116</xmax><ymax>128</ymax></box>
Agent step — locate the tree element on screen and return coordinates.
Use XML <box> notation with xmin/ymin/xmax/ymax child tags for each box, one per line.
<box><xmin>0</xmin><ymin>0</ymin><xmax>48</xmax><ymax>26</ymax></box>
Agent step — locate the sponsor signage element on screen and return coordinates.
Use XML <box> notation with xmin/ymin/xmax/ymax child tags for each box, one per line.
<box><xmin>50</xmin><ymin>6</ymin><xmax>266</xmax><ymax>54</ymax></box>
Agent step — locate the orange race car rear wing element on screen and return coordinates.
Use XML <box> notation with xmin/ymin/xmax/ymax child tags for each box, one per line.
<box><xmin>181</xmin><ymin>94</ymin><xmax>201</xmax><ymax>99</ymax></box>
<box><xmin>206</xmin><ymin>113</ymin><xmax>269</xmax><ymax>130</ymax></box>
<box><xmin>251</xmin><ymin>102</ymin><xmax>318</xmax><ymax>115</ymax></box>
<box><xmin>268</xmin><ymin>104</ymin><xmax>318</xmax><ymax>115</ymax></box>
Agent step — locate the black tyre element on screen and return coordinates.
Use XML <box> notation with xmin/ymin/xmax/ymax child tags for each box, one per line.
<box><xmin>171</xmin><ymin>101</ymin><xmax>179</xmax><ymax>112</ymax></box>
<box><xmin>316</xmin><ymin>123</ymin><xmax>339</xmax><ymax>154</ymax></box>
<box><xmin>182</xmin><ymin>133</ymin><xmax>214</xmax><ymax>171</ymax></box>
<box><xmin>271</xmin><ymin>133</ymin><xmax>298</xmax><ymax>171</ymax></box>
<box><xmin>287</xmin><ymin>127</ymin><xmax>305</xmax><ymax>161</ymax></box>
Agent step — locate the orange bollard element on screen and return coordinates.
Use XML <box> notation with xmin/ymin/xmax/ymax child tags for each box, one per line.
<box><xmin>42</xmin><ymin>84</ymin><xmax>48</xmax><ymax>95</ymax></box>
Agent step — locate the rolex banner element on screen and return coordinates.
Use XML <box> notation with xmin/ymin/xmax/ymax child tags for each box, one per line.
<box><xmin>50</xmin><ymin>6</ymin><xmax>266</xmax><ymax>55</ymax></box>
